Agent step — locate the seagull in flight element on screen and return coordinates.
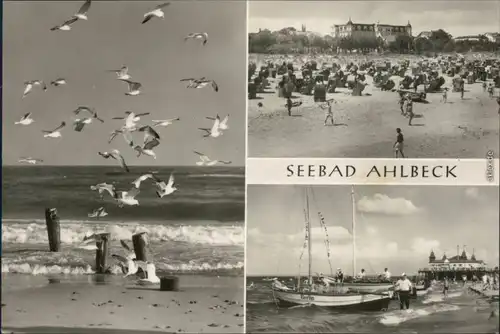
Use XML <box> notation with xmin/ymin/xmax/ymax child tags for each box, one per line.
<box><xmin>180</xmin><ymin>77</ymin><xmax>218</xmax><ymax>92</ymax></box>
<box><xmin>142</xmin><ymin>2</ymin><xmax>170</xmax><ymax>24</ymax></box>
<box><xmin>134</xmin><ymin>138</ymin><xmax>160</xmax><ymax>160</ymax></box>
<box><xmin>206</xmin><ymin>114</ymin><xmax>229</xmax><ymax>130</ymax></box>
<box><xmin>113</xmin><ymin>111</ymin><xmax>150</xmax><ymax>130</ymax></box>
<box><xmin>73</xmin><ymin>118</ymin><xmax>95</xmax><ymax>132</ymax></box>
<box><xmin>184</xmin><ymin>32</ymin><xmax>209</xmax><ymax>45</ymax></box>
<box><xmin>88</xmin><ymin>207</ymin><xmax>108</xmax><ymax>218</ymax></box>
<box><xmin>15</xmin><ymin>112</ymin><xmax>34</xmax><ymax>126</ymax></box>
<box><xmin>73</xmin><ymin>106</ymin><xmax>104</xmax><ymax>123</ymax></box>
<box><xmin>90</xmin><ymin>183</ymin><xmax>116</xmax><ymax>198</ymax></box>
<box><xmin>198</xmin><ymin>114</ymin><xmax>223</xmax><ymax>138</ymax></box>
<box><xmin>153</xmin><ymin>173</ymin><xmax>177</xmax><ymax>198</ymax></box>
<box><xmin>132</xmin><ymin>174</ymin><xmax>156</xmax><ymax>189</ymax></box>
<box><xmin>138</xmin><ymin>125</ymin><xmax>160</xmax><ymax>142</ymax></box>
<box><xmin>98</xmin><ymin>150</ymin><xmax>130</xmax><ymax>172</ymax></box>
<box><xmin>113</xmin><ymin>187</ymin><xmax>141</xmax><ymax>207</ymax></box>
<box><xmin>151</xmin><ymin>118</ymin><xmax>180</xmax><ymax>127</ymax></box>
<box><xmin>112</xmin><ymin>240</ymin><xmax>147</xmax><ymax>278</ymax></box>
<box><xmin>50</xmin><ymin>0</ymin><xmax>92</xmax><ymax>31</ymax></box>
<box><xmin>50</xmin><ymin>78</ymin><xmax>67</xmax><ymax>87</ymax></box>
<box><xmin>42</xmin><ymin>121</ymin><xmax>66</xmax><ymax>138</ymax></box>
<box><xmin>193</xmin><ymin>151</ymin><xmax>232</xmax><ymax>166</ymax></box>
<box><xmin>22</xmin><ymin>80</ymin><xmax>47</xmax><ymax>99</ymax></box>
<box><xmin>107</xmin><ymin>66</ymin><xmax>131</xmax><ymax>80</ymax></box>
<box><xmin>18</xmin><ymin>157</ymin><xmax>44</xmax><ymax>165</ymax></box>
<box><xmin>109</xmin><ymin>128</ymin><xmax>134</xmax><ymax>147</ymax></box>
<box><xmin>119</xmin><ymin>80</ymin><xmax>142</xmax><ymax>96</ymax></box>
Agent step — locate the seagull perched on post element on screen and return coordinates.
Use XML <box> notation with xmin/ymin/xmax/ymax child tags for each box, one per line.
<box><xmin>151</xmin><ymin>118</ymin><xmax>180</xmax><ymax>127</ymax></box>
<box><xmin>193</xmin><ymin>151</ymin><xmax>232</xmax><ymax>166</ymax></box>
<box><xmin>180</xmin><ymin>77</ymin><xmax>218</xmax><ymax>92</ymax></box>
<box><xmin>50</xmin><ymin>0</ymin><xmax>92</xmax><ymax>31</ymax></box>
<box><xmin>18</xmin><ymin>157</ymin><xmax>44</xmax><ymax>165</ymax></box>
<box><xmin>98</xmin><ymin>150</ymin><xmax>130</xmax><ymax>172</ymax></box>
<box><xmin>15</xmin><ymin>112</ymin><xmax>34</xmax><ymax>126</ymax></box>
<box><xmin>107</xmin><ymin>66</ymin><xmax>131</xmax><ymax>80</ymax></box>
<box><xmin>73</xmin><ymin>106</ymin><xmax>104</xmax><ymax>123</ymax></box>
<box><xmin>184</xmin><ymin>32</ymin><xmax>209</xmax><ymax>45</ymax></box>
<box><xmin>152</xmin><ymin>173</ymin><xmax>177</xmax><ymax>198</ymax></box>
<box><xmin>22</xmin><ymin>80</ymin><xmax>47</xmax><ymax>99</ymax></box>
<box><xmin>206</xmin><ymin>114</ymin><xmax>229</xmax><ymax>130</ymax></box>
<box><xmin>142</xmin><ymin>2</ymin><xmax>170</xmax><ymax>24</ymax></box>
<box><xmin>119</xmin><ymin>80</ymin><xmax>142</xmax><ymax>96</ymax></box>
<box><xmin>50</xmin><ymin>78</ymin><xmax>67</xmax><ymax>87</ymax></box>
<box><xmin>42</xmin><ymin>122</ymin><xmax>66</xmax><ymax>138</ymax></box>
<box><xmin>198</xmin><ymin>114</ymin><xmax>223</xmax><ymax>138</ymax></box>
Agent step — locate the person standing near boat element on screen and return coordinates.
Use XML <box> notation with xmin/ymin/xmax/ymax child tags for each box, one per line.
<box><xmin>443</xmin><ymin>277</ymin><xmax>449</xmax><ymax>298</ymax></box>
<box><xmin>395</xmin><ymin>273</ymin><xmax>413</xmax><ymax>310</ymax></box>
<box><xmin>336</xmin><ymin>268</ymin><xmax>344</xmax><ymax>283</ymax></box>
<box><xmin>357</xmin><ymin>269</ymin><xmax>366</xmax><ymax>280</ymax></box>
<box><xmin>383</xmin><ymin>268</ymin><xmax>391</xmax><ymax>281</ymax></box>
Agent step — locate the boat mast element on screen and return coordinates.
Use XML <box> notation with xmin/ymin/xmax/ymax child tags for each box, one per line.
<box><xmin>351</xmin><ymin>186</ymin><xmax>356</xmax><ymax>277</ymax></box>
<box><xmin>306</xmin><ymin>188</ymin><xmax>312</xmax><ymax>286</ymax></box>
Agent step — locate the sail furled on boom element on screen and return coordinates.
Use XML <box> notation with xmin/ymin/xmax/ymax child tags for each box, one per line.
<box><xmin>298</xmin><ymin>208</ymin><xmax>309</xmax><ymax>272</ymax></box>
<box><xmin>318</xmin><ymin>211</ymin><xmax>334</xmax><ymax>276</ymax></box>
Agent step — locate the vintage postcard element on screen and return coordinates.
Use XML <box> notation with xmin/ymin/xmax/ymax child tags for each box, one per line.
<box><xmin>2</xmin><ymin>1</ymin><xmax>246</xmax><ymax>333</ymax></box>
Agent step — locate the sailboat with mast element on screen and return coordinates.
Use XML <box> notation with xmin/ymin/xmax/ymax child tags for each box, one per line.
<box><xmin>271</xmin><ymin>186</ymin><xmax>393</xmax><ymax>311</ymax></box>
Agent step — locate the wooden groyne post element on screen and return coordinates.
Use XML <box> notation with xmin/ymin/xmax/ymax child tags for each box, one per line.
<box><xmin>95</xmin><ymin>233</ymin><xmax>111</xmax><ymax>274</ymax></box>
<box><xmin>132</xmin><ymin>232</ymin><xmax>150</xmax><ymax>262</ymax></box>
<box><xmin>160</xmin><ymin>276</ymin><xmax>179</xmax><ymax>292</ymax></box>
<box><xmin>45</xmin><ymin>208</ymin><xmax>61</xmax><ymax>252</ymax></box>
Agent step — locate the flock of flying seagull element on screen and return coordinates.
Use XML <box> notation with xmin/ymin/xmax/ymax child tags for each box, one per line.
<box><xmin>15</xmin><ymin>1</ymin><xmax>234</xmax><ymax>277</ymax></box>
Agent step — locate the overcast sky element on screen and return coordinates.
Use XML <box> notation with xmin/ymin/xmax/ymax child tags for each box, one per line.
<box><xmin>249</xmin><ymin>1</ymin><xmax>500</xmax><ymax>37</ymax></box>
<box><xmin>247</xmin><ymin>185</ymin><xmax>499</xmax><ymax>276</ymax></box>
<box><xmin>3</xmin><ymin>1</ymin><xmax>246</xmax><ymax>166</ymax></box>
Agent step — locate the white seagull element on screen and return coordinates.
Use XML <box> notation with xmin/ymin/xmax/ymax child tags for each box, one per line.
<box><xmin>88</xmin><ymin>207</ymin><xmax>108</xmax><ymax>218</ymax></box>
<box><xmin>15</xmin><ymin>112</ymin><xmax>34</xmax><ymax>126</ymax></box>
<box><xmin>73</xmin><ymin>106</ymin><xmax>104</xmax><ymax>123</ymax></box>
<box><xmin>114</xmin><ymin>187</ymin><xmax>141</xmax><ymax>207</ymax></box>
<box><xmin>184</xmin><ymin>32</ymin><xmax>209</xmax><ymax>45</ymax></box>
<box><xmin>142</xmin><ymin>2</ymin><xmax>170</xmax><ymax>24</ymax></box>
<box><xmin>206</xmin><ymin>114</ymin><xmax>229</xmax><ymax>130</ymax></box>
<box><xmin>132</xmin><ymin>174</ymin><xmax>155</xmax><ymax>189</ymax></box>
<box><xmin>50</xmin><ymin>78</ymin><xmax>67</xmax><ymax>87</ymax></box>
<box><xmin>22</xmin><ymin>80</ymin><xmax>47</xmax><ymax>99</ymax></box>
<box><xmin>153</xmin><ymin>173</ymin><xmax>177</xmax><ymax>198</ymax></box>
<box><xmin>50</xmin><ymin>0</ymin><xmax>92</xmax><ymax>31</ymax></box>
<box><xmin>112</xmin><ymin>240</ymin><xmax>147</xmax><ymax>278</ymax></box>
<box><xmin>73</xmin><ymin>118</ymin><xmax>93</xmax><ymax>132</ymax></box>
<box><xmin>107</xmin><ymin>66</ymin><xmax>131</xmax><ymax>80</ymax></box>
<box><xmin>90</xmin><ymin>183</ymin><xmax>116</xmax><ymax>198</ymax></box>
<box><xmin>198</xmin><ymin>114</ymin><xmax>223</xmax><ymax>138</ymax></box>
<box><xmin>193</xmin><ymin>151</ymin><xmax>232</xmax><ymax>166</ymax></box>
<box><xmin>119</xmin><ymin>80</ymin><xmax>142</xmax><ymax>96</ymax></box>
<box><xmin>134</xmin><ymin>138</ymin><xmax>160</xmax><ymax>159</ymax></box>
<box><xmin>108</xmin><ymin>128</ymin><xmax>134</xmax><ymax>147</ymax></box>
<box><xmin>98</xmin><ymin>150</ymin><xmax>130</xmax><ymax>172</ymax></box>
<box><xmin>180</xmin><ymin>77</ymin><xmax>218</xmax><ymax>92</ymax></box>
<box><xmin>42</xmin><ymin>121</ymin><xmax>66</xmax><ymax>138</ymax></box>
<box><xmin>152</xmin><ymin>118</ymin><xmax>180</xmax><ymax>127</ymax></box>
<box><xmin>138</xmin><ymin>262</ymin><xmax>160</xmax><ymax>284</ymax></box>
<box><xmin>18</xmin><ymin>157</ymin><xmax>43</xmax><ymax>165</ymax></box>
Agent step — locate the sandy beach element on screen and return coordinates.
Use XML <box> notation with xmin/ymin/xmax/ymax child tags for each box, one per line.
<box><xmin>1</xmin><ymin>274</ymin><xmax>244</xmax><ymax>333</ymax></box>
<box><xmin>248</xmin><ymin>54</ymin><xmax>500</xmax><ymax>159</ymax></box>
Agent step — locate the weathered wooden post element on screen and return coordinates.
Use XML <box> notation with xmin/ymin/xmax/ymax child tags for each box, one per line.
<box><xmin>95</xmin><ymin>233</ymin><xmax>111</xmax><ymax>274</ymax></box>
<box><xmin>132</xmin><ymin>232</ymin><xmax>150</xmax><ymax>262</ymax></box>
<box><xmin>160</xmin><ymin>276</ymin><xmax>179</xmax><ymax>292</ymax></box>
<box><xmin>45</xmin><ymin>208</ymin><xmax>61</xmax><ymax>252</ymax></box>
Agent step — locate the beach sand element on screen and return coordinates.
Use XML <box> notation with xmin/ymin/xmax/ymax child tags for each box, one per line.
<box><xmin>248</xmin><ymin>62</ymin><xmax>499</xmax><ymax>159</ymax></box>
<box><xmin>1</xmin><ymin>274</ymin><xmax>244</xmax><ymax>333</ymax></box>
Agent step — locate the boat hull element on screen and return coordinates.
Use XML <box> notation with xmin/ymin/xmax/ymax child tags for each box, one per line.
<box><xmin>273</xmin><ymin>289</ymin><xmax>392</xmax><ymax>311</ymax></box>
<box><xmin>343</xmin><ymin>283</ymin><xmax>394</xmax><ymax>294</ymax></box>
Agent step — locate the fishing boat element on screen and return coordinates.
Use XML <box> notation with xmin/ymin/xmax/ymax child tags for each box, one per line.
<box><xmin>271</xmin><ymin>186</ymin><xmax>392</xmax><ymax>311</ymax></box>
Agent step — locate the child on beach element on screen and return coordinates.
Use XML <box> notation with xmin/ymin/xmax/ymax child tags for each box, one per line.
<box><xmin>393</xmin><ymin>128</ymin><xmax>405</xmax><ymax>158</ymax></box>
<box><xmin>443</xmin><ymin>277</ymin><xmax>449</xmax><ymax>298</ymax></box>
<box><xmin>398</xmin><ymin>96</ymin><xmax>406</xmax><ymax>115</ymax></box>
<box><xmin>320</xmin><ymin>99</ymin><xmax>335</xmax><ymax>126</ymax></box>
<box><xmin>286</xmin><ymin>97</ymin><xmax>293</xmax><ymax>116</ymax></box>
<box><xmin>482</xmin><ymin>82</ymin><xmax>487</xmax><ymax>92</ymax></box>
<box><xmin>406</xmin><ymin>97</ymin><xmax>414</xmax><ymax>126</ymax></box>
<box><xmin>488</xmin><ymin>84</ymin><xmax>495</xmax><ymax>98</ymax></box>
<box><xmin>442</xmin><ymin>88</ymin><xmax>448</xmax><ymax>103</ymax></box>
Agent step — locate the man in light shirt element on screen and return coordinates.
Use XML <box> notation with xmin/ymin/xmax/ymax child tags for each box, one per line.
<box><xmin>383</xmin><ymin>268</ymin><xmax>391</xmax><ymax>281</ymax></box>
<box><xmin>357</xmin><ymin>268</ymin><xmax>366</xmax><ymax>279</ymax></box>
<box><xmin>395</xmin><ymin>273</ymin><xmax>413</xmax><ymax>310</ymax></box>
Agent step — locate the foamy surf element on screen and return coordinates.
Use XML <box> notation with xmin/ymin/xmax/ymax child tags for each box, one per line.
<box><xmin>2</xmin><ymin>221</ymin><xmax>244</xmax><ymax>246</ymax></box>
<box><xmin>379</xmin><ymin>304</ymin><xmax>461</xmax><ymax>325</ymax></box>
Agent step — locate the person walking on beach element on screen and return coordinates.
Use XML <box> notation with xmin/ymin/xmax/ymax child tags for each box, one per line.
<box><xmin>497</xmin><ymin>97</ymin><xmax>500</xmax><ymax>114</ymax></box>
<box><xmin>442</xmin><ymin>88</ymin><xmax>448</xmax><ymax>103</ymax></box>
<box><xmin>398</xmin><ymin>96</ymin><xmax>406</xmax><ymax>115</ymax></box>
<box><xmin>286</xmin><ymin>97</ymin><xmax>293</xmax><ymax>116</ymax></box>
<box><xmin>395</xmin><ymin>273</ymin><xmax>413</xmax><ymax>310</ymax></box>
<box><xmin>406</xmin><ymin>97</ymin><xmax>414</xmax><ymax>126</ymax></box>
<box><xmin>460</xmin><ymin>82</ymin><xmax>465</xmax><ymax>100</ymax></box>
<box><xmin>443</xmin><ymin>277</ymin><xmax>449</xmax><ymax>299</ymax></box>
<box><xmin>394</xmin><ymin>128</ymin><xmax>405</xmax><ymax>158</ymax></box>
<box><xmin>321</xmin><ymin>99</ymin><xmax>335</xmax><ymax>126</ymax></box>
<box><xmin>488</xmin><ymin>84</ymin><xmax>494</xmax><ymax>98</ymax></box>
<box><xmin>482</xmin><ymin>81</ymin><xmax>487</xmax><ymax>93</ymax></box>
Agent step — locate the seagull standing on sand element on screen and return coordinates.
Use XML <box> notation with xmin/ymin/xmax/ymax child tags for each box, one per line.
<box><xmin>152</xmin><ymin>118</ymin><xmax>180</xmax><ymax>127</ymax></box>
<box><xmin>18</xmin><ymin>157</ymin><xmax>43</xmax><ymax>165</ymax></box>
<box><xmin>153</xmin><ymin>173</ymin><xmax>177</xmax><ymax>198</ymax></box>
<box><xmin>114</xmin><ymin>187</ymin><xmax>141</xmax><ymax>207</ymax></box>
<box><xmin>22</xmin><ymin>80</ymin><xmax>47</xmax><ymax>99</ymax></box>
<box><xmin>90</xmin><ymin>183</ymin><xmax>116</xmax><ymax>198</ymax></box>
<box><xmin>134</xmin><ymin>138</ymin><xmax>160</xmax><ymax>159</ymax></box>
<box><xmin>73</xmin><ymin>106</ymin><xmax>104</xmax><ymax>123</ymax></box>
<box><xmin>15</xmin><ymin>112</ymin><xmax>34</xmax><ymax>126</ymax></box>
<box><xmin>98</xmin><ymin>150</ymin><xmax>130</xmax><ymax>172</ymax></box>
<box><xmin>184</xmin><ymin>32</ymin><xmax>209</xmax><ymax>45</ymax></box>
<box><xmin>50</xmin><ymin>0</ymin><xmax>92</xmax><ymax>31</ymax></box>
<box><xmin>107</xmin><ymin>66</ymin><xmax>131</xmax><ymax>80</ymax></box>
<box><xmin>180</xmin><ymin>77</ymin><xmax>218</xmax><ymax>92</ymax></box>
<box><xmin>198</xmin><ymin>114</ymin><xmax>223</xmax><ymax>138</ymax></box>
<box><xmin>138</xmin><ymin>262</ymin><xmax>160</xmax><ymax>284</ymax></box>
<box><xmin>120</xmin><ymin>80</ymin><xmax>142</xmax><ymax>96</ymax></box>
<box><xmin>142</xmin><ymin>2</ymin><xmax>170</xmax><ymax>24</ymax></box>
<box><xmin>42</xmin><ymin>122</ymin><xmax>66</xmax><ymax>138</ymax></box>
<box><xmin>50</xmin><ymin>78</ymin><xmax>67</xmax><ymax>87</ymax></box>
<box><xmin>193</xmin><ymin>151</ymin><xmax>231</xmax><ymax>166</ymax></box>
<box><xmin>88</xmin><ymin>207</ymin><xmax>108</xmax><ymax>218</ymax></box>
<box><xmin>206</xmin><ymin>114</ymin><xmax>229</xmax><ymax>130</ymax></box>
